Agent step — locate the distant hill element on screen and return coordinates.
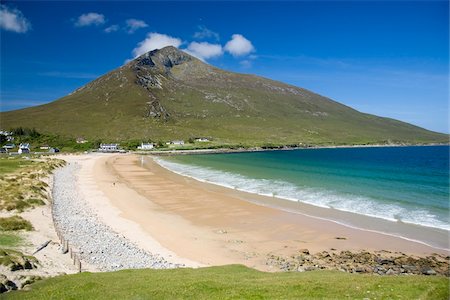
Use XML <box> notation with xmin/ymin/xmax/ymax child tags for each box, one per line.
<box><xmin>0</xmin><ymin>46</ymin><xmax>447</xmax><ymax>145</ymax></box>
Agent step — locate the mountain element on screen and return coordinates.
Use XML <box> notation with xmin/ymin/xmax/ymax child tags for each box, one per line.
<box><xmin>0</xmin><ymin>46</ymin><xmax>447</xmax><ymax>145</ymax></box>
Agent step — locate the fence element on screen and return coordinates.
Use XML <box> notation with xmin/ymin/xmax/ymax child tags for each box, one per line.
<box><xmin>49</xmin><ymin>178</ymin><xmax>82</xmax><ymax>273</ymax></box>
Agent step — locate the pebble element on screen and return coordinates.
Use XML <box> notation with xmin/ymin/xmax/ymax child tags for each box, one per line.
<box><xmin>52</xmin><ymin>163</ymin><xmax>181</xmax><ymax>271</ymax></box>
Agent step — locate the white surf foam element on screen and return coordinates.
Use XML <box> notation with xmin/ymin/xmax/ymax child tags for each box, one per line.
<box><xmin>154</xmin><ymin>157</ymin><xmax>450</xmax><ymax>233</ymax></box>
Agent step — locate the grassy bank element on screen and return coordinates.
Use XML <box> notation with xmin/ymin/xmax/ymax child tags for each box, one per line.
<box><xmin>0</xmin><ymin>157</ymin><xmax>65</xmax><ymax>211</ymax></box>
<box><xmin>6</xmin><ymin>265</ymin><xmax>449</xmax><ymax>299</ymax></box>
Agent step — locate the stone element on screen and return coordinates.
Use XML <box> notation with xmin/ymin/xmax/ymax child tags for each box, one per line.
<box><xmin>378</xmin><ymin>258</ymin><xmax>394</xmax><ymax>265</ymax></box>
<box><xmin>402</xmin><ymin>264</ymin><xmax>417</xmax><ymax>272</ymax></box>
<box><xmin>4</xmin><ymin>280</ymin><xmax>17</xmax><ymax>291</ymax></box>
<box><xmin>385</xmin><ymin>269</ymin><xmax>396</xmax><ymax>275</ymax></box>
<box><xmin>51</xmin><ymin>163</ymin><xmax>179</xmax><ymax>271</ymax></box>
<box><xmin>422</xmin><ymin>268</ymin><xmax>436</xmax><ymax>276</ymax></box>
<box><xmin>298</xmin><ymin>249</ymin><xmax>310</xmax><ymax>255</ymax></box>
<box><xmin>23</xmin><ymin>260</ymin><xmax>34</xmax><ymax>269</ymax></box>
<box><xmin>9</xmin><ymin>263</ymin><xmax>22</xmax><ymax>272</ymax></box>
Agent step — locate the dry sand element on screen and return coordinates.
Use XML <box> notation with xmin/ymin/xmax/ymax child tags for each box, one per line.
<box><xmin>0</xmin><ymin>175</ymin><xmax>88</xmax><ymax>281</ymax></box>
<box><xmin>69</xmin><ymin>153</ymin><xmax>448</xmax><ymax>271</ymax></box>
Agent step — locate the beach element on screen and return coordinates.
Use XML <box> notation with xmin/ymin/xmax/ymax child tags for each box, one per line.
<box><xmin>56</xmin><ymin>153</ymin><xmax>448</xmax><ymax>272</ymax></box>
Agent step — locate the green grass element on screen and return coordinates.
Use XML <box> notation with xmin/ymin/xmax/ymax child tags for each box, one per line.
<box><xmin>0</xmin><ymin>233</ymin><xmax>23</xmax><ymax>247</ymax></box>
<box><xmin>0</xmin><ymin>158</ymin><xmax>34</xmax><ymax>175</ymax></box>
<box><xmin>0</xmin><ymin>158</ymin><xmax>64</xmax><ymax>211</ymax></box>
<box><xmin>0</xmin><ymin>248</ymin><xmax>38</xmax><ymax>269</ymax></box>
<box><xmin>0</xmin><ymin>215</ymin><xmax>33</xmax><ymax>231</ymax></box>
<box><xmin>5</xmin><ymin>265</ymin><xmax>449</xmax><ymax>299</ymax></box>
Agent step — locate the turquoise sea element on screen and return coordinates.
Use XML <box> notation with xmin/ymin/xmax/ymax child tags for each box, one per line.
<box><xmin>156</xmin><ymin>146</ymin><xmax>449</xmax><ymax>234</ymax></box>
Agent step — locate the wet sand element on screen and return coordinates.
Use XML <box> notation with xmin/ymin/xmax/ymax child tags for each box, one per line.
<box><xmin>89</xmin><ymin>154</ymin><xmax>448</xmax><ymax>271</ymax></box>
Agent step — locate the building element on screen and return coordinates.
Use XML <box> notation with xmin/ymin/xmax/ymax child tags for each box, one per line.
<box><xmin>137</xmin><ymin>143</ymin><xmax>154</xmax><ymax>150</ymax></box>
<box><xmin>170</xmin><ymin>140</ymin><xmax>185</xmax><ymax>145</ymax></box>
<box><xmin>195</xmin><ymin>138</ymin><xmax>210</xmax><ymax>142</ymax></box>
<box><xmin>40</xmin><ymin>145</ymin><xmax>50</xmax><ymax>150</ymax></box>
<box><xmin>1</xmin><ymin>131</ymin><xmax>14</xmax><ymax>142</ymax></box>
<box><xmin>99</xmin><ymin>143</ymin><xmax>119</xmax><ymax>152</ymax></box>
<box><xmin>3</xmin><ymin>143</ymin><xmax>15</xmax><ymax>149</ymax></box>
<box><xmin>18</xmin><ymin>143</ymin><xmax>30</xmax><ymax>154</ymax></box>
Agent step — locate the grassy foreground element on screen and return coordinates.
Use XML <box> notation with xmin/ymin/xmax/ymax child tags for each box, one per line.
<box><xmin>5</xmin><ymin>265</ymin><xmax>449</xmax><ymax>299</ymax></box>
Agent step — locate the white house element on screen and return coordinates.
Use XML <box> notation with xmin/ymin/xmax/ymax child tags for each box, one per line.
<box><xmin>195</xmin><ymin>138</ymin><xmax>210</xmax><ymax>142</ymax></box>
<box><xmin>18</xmin><ymin>143</ymin><xmax>30</xmax><ymax>154</ymax></box>
<box><xmin>171</xmin><ymin>140</ymin><xmax>184</xmax><ymax>145</ymax></box>
<box><xmin>0</xmin><ymin>131</ymin><xmax>14</xmax><ymax>142</ymax></box>
<box><xmin>137</xmin><ymin>143</ymin><xmax>154</xmax><ymax>150</ymax></box>
<box><xmin>99</xmin><ymin>143</ymin><xmax>119</xmax><ymax>152</ymax></box>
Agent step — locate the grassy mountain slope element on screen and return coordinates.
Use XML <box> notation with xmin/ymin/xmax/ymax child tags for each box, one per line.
<box><xmin>1</xmin><ymin>46</ymin><xmax>447</xmax><ymax>145</ymax></box>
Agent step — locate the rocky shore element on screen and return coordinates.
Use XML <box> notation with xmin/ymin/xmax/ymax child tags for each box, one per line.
<box><xmin>52</xmin><ymin>162</ymin><xmax>181</xmax><ymax>271</ymax></box>
<box><xmin>267</xmin><ymin>249</ymin><xmax>449</xmax><ymax>276</ymax></box>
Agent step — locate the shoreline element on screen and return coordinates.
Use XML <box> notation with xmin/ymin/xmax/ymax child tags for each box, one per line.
<box><xmin>53</xmin><ymin>154</ymin><xmax>200</xmax><ymax>270</ymax></box>
<box><xmin>87</xmin><ymin>154</ymin><xmax>448</xmax><ymax>272</ymax></box>
<box><xmin>153</xmin><ymin>156</ymin><xmax>450</xmax><ymax>252</ymax></box>
<box><xmin>138</xmin><ymin>143</ymin><xmax>450</xmax><ymax>156</ymax></box>
<box><xmin>152</xmin><ymin>158</ymin><xmax>450</xmax><ymax>252</ymax></box>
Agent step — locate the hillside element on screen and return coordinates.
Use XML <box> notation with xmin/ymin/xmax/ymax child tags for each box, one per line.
<box><xmin>6</xmin><ymin>265</ymin><xmax>449</xmax><ymax>299</ymax></box>
<box><xmin>1</xmin><ymin>46</ymin><xmax>447</xmax><ymax>145</ymax></box>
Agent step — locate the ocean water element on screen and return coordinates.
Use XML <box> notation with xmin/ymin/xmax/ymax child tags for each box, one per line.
<box><xmin>155</xmin><ymin>146</ymin><xmax>449</xmax><ymax>232</ymax></box>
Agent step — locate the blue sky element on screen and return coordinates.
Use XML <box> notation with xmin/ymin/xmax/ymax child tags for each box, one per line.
<box><xmin>1</xmin><ymin>1</ymin><xmax>448</xmax><ymax>133</ymax></box>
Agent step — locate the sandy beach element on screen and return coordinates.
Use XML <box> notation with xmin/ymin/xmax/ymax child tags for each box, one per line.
<box><xmin>60</xmin><ymin>153</ymin><xmax>448</xmax><ymax>272</ymax></box>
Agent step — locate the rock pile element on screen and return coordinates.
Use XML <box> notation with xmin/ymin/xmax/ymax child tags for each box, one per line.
<box><xmin>0</xmin><ymin>274</ymin><xmax>41</xmax><ymax>293</ymax></box>
<box><xmin>52</xmin><ymin>162</ymin><xmax>181</xmax><ymax>271</ymax></box>
<box><xmin>267</xmin><ymin>249</ymin><xmax>449</xmax><ymax>276</ymax></box>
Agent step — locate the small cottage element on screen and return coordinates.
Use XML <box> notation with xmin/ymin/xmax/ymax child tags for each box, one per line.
<box><xmin>137</xmin><ymin>143</ymin><xmax>154</xmax><ymax>150</ymax></box>
<box><xmin>195</xmin><ymin>138</ymin><xmax>210</xmax><ymax>142</ymax></box>
<box><xmin>18</xmin><ymin>143</ymin><xmax>30</xmax><ymax>154</ymax></box>
<box><xmin>99</xmin><ymin>143</ymin><xmax>119</xmax><ymax>152</ymax></box>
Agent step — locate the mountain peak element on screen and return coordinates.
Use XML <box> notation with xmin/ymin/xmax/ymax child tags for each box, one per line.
<box><xmin>2</xmin><ymin>44</ymin><xmax>446</xmax><ymax>145</ymax></box>
<box><xmin>133</xmin><ymin>46</ymin><xmax>196</xmax><ymax>70</ymax></box>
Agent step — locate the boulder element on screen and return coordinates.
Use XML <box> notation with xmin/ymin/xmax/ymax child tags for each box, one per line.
<box><xmin>385</xmin><ymin>268</ymin><xmax>396</xmax><ymax>275</ymax></box>
<box><xmin>422</xmin><ymin>268</ymin><xmax>436</xmax><ymax>276</ymax></box>
<box><xmin>298</xmin><ymin>249</ymin><xmax>310</xmax><ymax>255</ymax></box>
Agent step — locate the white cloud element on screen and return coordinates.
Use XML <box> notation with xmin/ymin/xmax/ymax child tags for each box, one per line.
<box><xmin>0</xmin><ymin>5</ymin><xmax>31</xmax><ymax>33</ymax></box>
<box><xmin>132</xmin><ymin>32</ymin><xmax>182</xmax><ymax>58</ymax></box>
<box><xmin>104</xmin><ymin>24</ymin><xmax>119</xmax><ymax>33</ymax></box>
<box><xmin>74</xmin><ymin>12</ymin><xmax>105</xmax><ymax>27</ymax></box>
<box><xmin>224</xmin><ymin>34</ymin><xmax>255</xmax><ymax>57</ymax></box>
<box><xmin>125</xmin><ymin>18</ymin><xmax>148</xmax><ymax>33</ymax></box>
<box><xmin>184</xmin><ymin>42</ymin><xmax>223</xmax><ymax>61</ymax></box>
<box><xmin>193</xmin><ymin>25</ymin><xmax>220</xmax><ymax>41</ymax></box>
